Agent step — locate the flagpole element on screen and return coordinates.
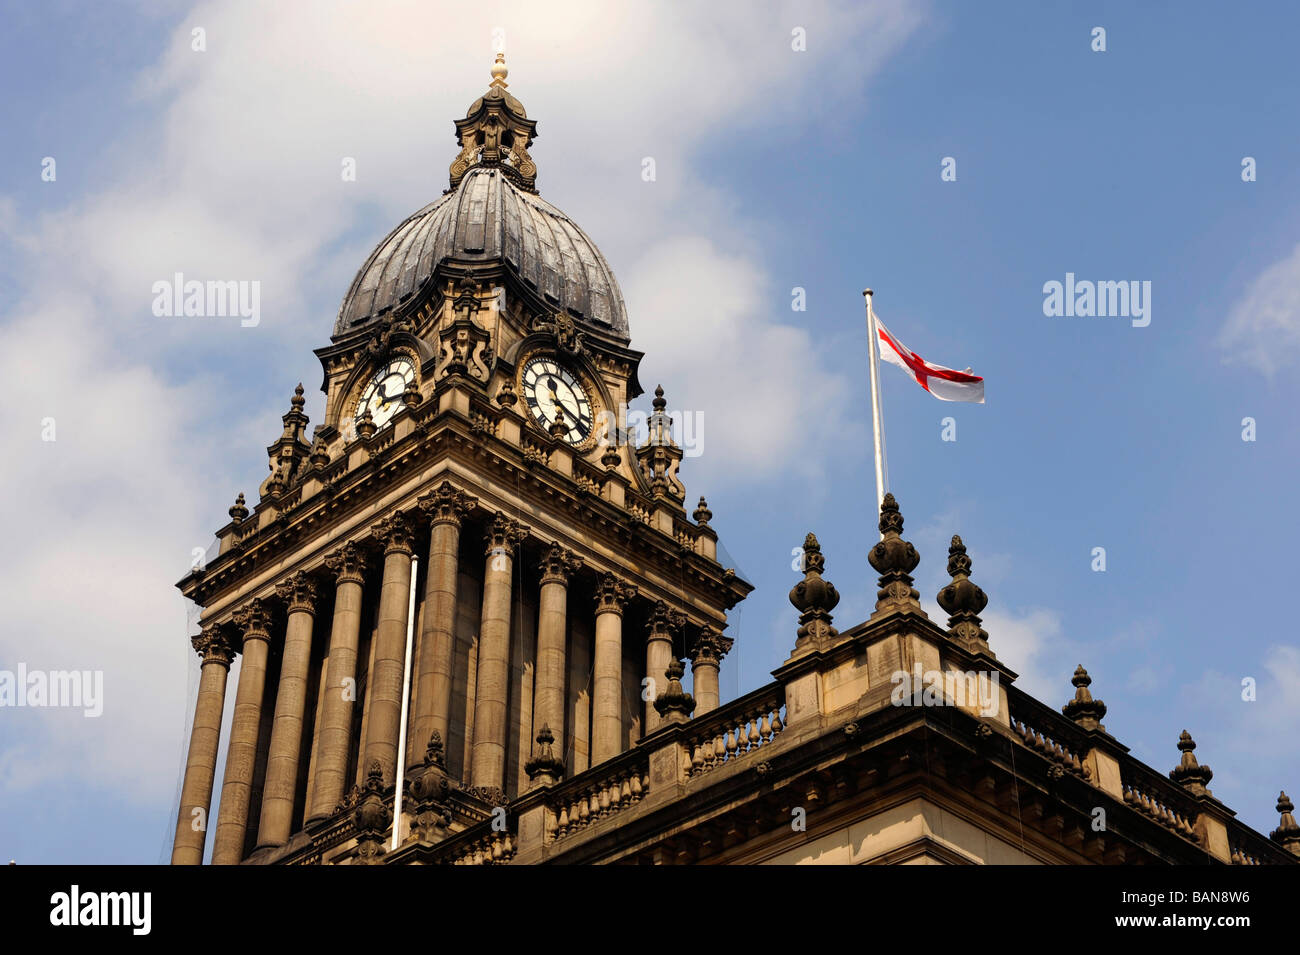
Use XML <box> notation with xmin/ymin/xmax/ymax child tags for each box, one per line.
<box><xmin>863</xmin><ymin>289</ymin><xmax>887</xmax><ymax>536</ymax></box>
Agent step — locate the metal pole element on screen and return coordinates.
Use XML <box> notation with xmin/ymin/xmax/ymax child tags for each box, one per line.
<box><xmin>863</xmin><ymin>289</ymin><xmax>887</xmax><ymax>536</ymax></box>
<box><xmin>391</xmin><ymin>555</ymin><xmax>419</xmax><ymax>850</ymax></box>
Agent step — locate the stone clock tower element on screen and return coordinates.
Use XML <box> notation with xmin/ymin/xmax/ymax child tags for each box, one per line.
<box><xmin>171</xmin><ymin>55</ymin><xmax>750</xmax><ymax>865</ymax></box>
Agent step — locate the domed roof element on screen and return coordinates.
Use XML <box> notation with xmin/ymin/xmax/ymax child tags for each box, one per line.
<box><xmin>334</xmin><ymin>57</ymin><xmax>628</xmax><ymax>340</ymax></box>
<box><xmin>334</xmin><ymin>166</ymin><xmax>628</xmax><ymax>339</ymax></box>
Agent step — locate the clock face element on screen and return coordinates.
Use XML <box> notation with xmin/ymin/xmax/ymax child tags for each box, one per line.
<box><xmin>521</xmin><ymin>357</ymin><xmax>593</xmax><ymax>445</ymax></box>
<box><xmin>355</xmin><ymin>357</ymin><xmax>416</xmax><ymax>431</ymax></box>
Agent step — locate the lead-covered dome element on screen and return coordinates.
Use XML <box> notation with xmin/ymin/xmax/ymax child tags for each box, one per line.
<box><xmin>334</xmin><ymin>56</ymin><xmax>628</xmax><ymax>340</ymax></box>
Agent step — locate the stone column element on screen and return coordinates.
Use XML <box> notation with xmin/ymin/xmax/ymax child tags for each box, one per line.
<box><xmin>592</xmin><ymin>573</ymin><xmax>636</xmax><ymax>765</ymax></box>
<box><xmin>171</xmin><ymin>626</ymin><xmax>236</xmax><ymax>865</ymax></box>
<box><xmin>361</xmin><ymin>512</ymin><xmax>417</xmax><ymax>786</ymax></box>
<box><xmin>413</xmin><ymin>482</ymin><xmax>475</xmax><ymax>756</ymax></box>
<box><xmin>307</xmin><ymin>542</ymin><xmax>369</xmax><ymax>820</ymax></box>
<box><xmin>212</xmin><ymin>599</ymin><xmax>273</xmax><ymax>865</ymax></box>
<box><xmin>643</xmin><ymin>602</ymin><xmax>681</xmax><ymax>735</ymax></box>
<box><xmin>470</xmin><ymin>512</ymin><xmax>527</xmax><ymax>792</ymax></box>
<box><xmin>690</xmin><ymin>626</ymin><xmax>732</xmax><ymax>715</ymax></box>
<box><xmin>534</xmin><ymin>543</ymin><xmax>581</xmax><ymax>764</ymax></box>
<box><xmin>255</xmin><ymin>571</ymin><xmax>319</xmax><ymax>849</ymax></box>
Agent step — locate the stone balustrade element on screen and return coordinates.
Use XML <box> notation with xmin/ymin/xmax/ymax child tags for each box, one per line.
<box><xmin>685</xmin><ymin>686</ymin><xmax>785</xmax><ymax>780</ymax></box>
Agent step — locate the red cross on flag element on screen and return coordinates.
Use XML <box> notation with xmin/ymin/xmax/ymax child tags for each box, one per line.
<box><xmin>875</xmin><ymin>317</ymin><xmax>985</xmax><ymax>404</ymax></box>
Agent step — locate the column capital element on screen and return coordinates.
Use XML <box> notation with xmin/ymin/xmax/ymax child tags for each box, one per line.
<box><xmin>232</xmin><ymin>597</ymin><xmax>273</xmax><ymax>644</ymax></box>
<box><xmin>324</xmin><ymin>540</ymin><xmax>369</xmax><ymax>585</ymax></box>
<box><xmin>690</xmin><ymin>625</ymin><xmax>733</xmax><ymax>667</ymax></box>
<box><xmin>418</xmin><ymin>481</ymin><xmax>477</xmax><ymax>527</ymax></box>
<box><xmin>373</xmin><ymin>511</ymin><xmax>416</xmax><ymax>557</ymax></box>
<box><xmin>275</xmin><ymin>570</ymin><xmax>319</xmax><ymax>614</ymax></box>
<box><xmin>646</xmin><ymin>600</ymin><xmax>685</xmax><ymax>643</ymax></box>
<box><xmin>539</xmin><ymin>542</ymin><xmax>583</xmax><ymax>586</ymax></box>
<box><xmin>191</xmin><ymin>625</ymin><xmax>236</xmax><ymax>668</ymax></box>
<box><xmin>484</xmin><ymin>511</ymin><xmax>528</xmax><ymax>558</ymax></box>
<box><xmin>594</xmin><ymin>572</ymin><xmax>637</xmax><ymax>616</ymax></box>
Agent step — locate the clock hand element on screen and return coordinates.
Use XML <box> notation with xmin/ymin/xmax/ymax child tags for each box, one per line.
<box><xmin>545</xmin><ymin>377</ymin><xmax>582</xmax><ymax>424</ymax></box>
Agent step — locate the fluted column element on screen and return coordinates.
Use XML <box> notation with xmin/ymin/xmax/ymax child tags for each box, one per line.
<box><xmin>534</xmin><ymin>543</ymin><xmax>581</xmax><ymax>764</ymax></box>
<box><xmin>471</xmin><ymin>512</ymin><xmax>528</xmax><ymax>792</ymax></box>
<box><xmin>643</xmin><ymin>602</ymin><xmax>681</xmax><ymax>735</ymax></box>
<box><xmin>171</xmin><ymin>626</ymin><xmax>235</xmax><ymax>865</ymax></box>
<box><xmin>212</xmin><ymin>599</ymin><xmax>273</xmax><ymax>865</ymax></box>
<box><xmin>690</xmin><ymin>626</ymin><xmax>732</xmax><ymax>715</ymax></box>
<box><xmin>361</xmin><ymin>512</ymin><xmax>417</xmax><ymax>786</ymax></box>
<box><xmin>592</xmin><ymin>573</ymin><xmax>636</xmax><ymax>765</ymax></box>
<box><xmin>413</xmin><ymin>482</ymin><xmax>475</xmax><ymax>758</ymax></box>
<box><xmin>256</xmin><ymin>571</ymin><xmax>319</xmax><ymax>848</ymax></box>
<box><xmin>307</xmin><ymin>542</ymin><xmax>368</xmax><ymax>820</ymax></box>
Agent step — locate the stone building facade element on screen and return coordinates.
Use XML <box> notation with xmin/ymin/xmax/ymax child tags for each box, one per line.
<box><xmin>171</xmin><ymin>58</ymin><xmax>1299</xmax><ymax>866</ymax></box>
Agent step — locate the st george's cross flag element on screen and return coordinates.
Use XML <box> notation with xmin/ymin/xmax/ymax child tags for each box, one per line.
<box><xmin>874</xmin><ymin>317</ymin><xmax>985</xmax><ymax>403</ymax></box>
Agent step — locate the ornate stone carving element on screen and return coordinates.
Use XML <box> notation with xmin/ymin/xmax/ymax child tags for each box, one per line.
<box><xmin>417</xmin><ymin>481</ymin><xmax>476</xmax><ymax>528</ymax></box>
<box><xmin>372</xmin><ymin>512</ymin><xmax>416</xmax><ymax>557</ymax></box>
<box><xmin>691</xmin><ymin>625</ymin><xmax>733</xmax><ymax>667</ymax></box>
<box><xmin>435</xmin><ymin>277</ymin><xmax>493</xmax><ymax>382</ymax></box>
<box><xmin>191</xmin><ymin>626</ymin><xmax>235</xmax><ymax>668</ymax></box>
<box><xmin>324</xmin><ymin>541</ymin><xmax>369</xmax><ymax>585</ymax></box>
<box><xmin>353</xmin><ymin>760</ymin><xmax>391</xmax><ymax>864</ymax></box>
<box><xmin>539</xmin><ymin>543</ymin><xmax>582</xmax><ymax>586</ymax></box>
<box><xmin>449</xmin><ymin>54</ymin><xmax>540</xmax><ymax>193</ymax></box>
<box><xmin>275</xmin><ymin>571</ymin><xmax>318</xmax><ymax>615</ymax></box>
<box><xmin>1061</xmin><ymin>665</ymin><xmax>1107</xmax><ymax>731</ymax></box>
<box><xmin>868</xmin><ymin>494</ymin><xmax>921</xmax><ymax>613</ymax></box>
<box><xmin>533</xmin><ymin>311</ymin><xmax>587</xmax><ymax>357</ymax></box>
<box><xmin>936</xmin><ymin>535</ymin><xmax>988</xmax><ymax>649</ymax></box>
<box><xmin>635</xmin><ymin>386</ymin><xmax>684</xmax><ymax>503</ymax></box>
<box><xmin>692</xmin><ymin>496</ymin><xmax>712</xmax><ymax>527</ymax></box>
<box><xmin>262</xmin><ymin>383</ymin><xmax>312</xmax><ymax>499</ymax></box>
<box><xmin>484</xmin><ymin>512</ymin><xmax>528</xmax><ymax>559</ymax></box>
<box><xmin>232</xmin><ymin>598</ymin><xmax>273</xmax><ymax>643</ymax></box>
<box><xmin>228</xmin><ymin>492</ymin><xmax>249</xmax><ymax>525</ymax></box>
<box><xmin>524</xmin><ymin>724</ymin><xmax>565</xmax><ymax>785</ymax></box>
<box><xmin>1169</xmin><ymin>730</ymin><xmax>1214</xmax><ymax>795</ymax></box>
<box><xmin>654</xmin><ymin>659</ymin><xmax>695</xmax><ymax>723</ymax></box>
<box><xmin>594</xmin><ymin>573</ymin><xmax>636</xmax><ymax>616</ymax></box>
<box><xmin>789</xmin><ymin>533</ymin><xmax>839</xmax><ymax>648</ymax></box>
<box><xmin>1271</xmin><ymin>792</ymin><xmax>1300</xmax><ymax>855</ymax></box>
<box><xmin>646</xmin><ymin>601</ymin><xmax>684</xmax><ymax>644</ymax></box>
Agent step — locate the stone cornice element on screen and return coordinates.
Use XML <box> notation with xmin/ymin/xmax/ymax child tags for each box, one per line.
<box><xmin>180</xmin><ymin>403</ymin><xmax>749</xmax><ymax>616</ymax></box>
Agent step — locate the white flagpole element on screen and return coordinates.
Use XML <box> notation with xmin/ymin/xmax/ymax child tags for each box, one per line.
<box><xmin>391</xmin><ymin>555</ymin><xmax>419</xmax><ymax>850</ymax></box>
<box><xmin>863</xmin><ymin>289</ymin><xmax>887</xmax><ymax>536</ymax></box>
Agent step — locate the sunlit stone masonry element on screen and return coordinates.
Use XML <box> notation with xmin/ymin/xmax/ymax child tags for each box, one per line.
<box><xmin>172</xmin><ymin>58</ymin><xmax>1296</xmax><ymax>866</ymax></box>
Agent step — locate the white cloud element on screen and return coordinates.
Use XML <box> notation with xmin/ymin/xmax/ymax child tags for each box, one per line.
<box><xmin>1219</xmin><ymin>242</ymin><xmax>1300</xmax><ymax>375</ymax></box>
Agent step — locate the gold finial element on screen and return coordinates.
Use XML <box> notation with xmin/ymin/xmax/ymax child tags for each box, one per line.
<box><xmin>490</xmin><ymin>52</ymin><xmax>508</xmax><ymax>89</ymax></box>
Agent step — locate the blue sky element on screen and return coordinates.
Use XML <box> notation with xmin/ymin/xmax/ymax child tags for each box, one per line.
<box><xmin>2</xmin><ymin>1</ymin><xmax>1297</xmax><ymax>863</ymax></box>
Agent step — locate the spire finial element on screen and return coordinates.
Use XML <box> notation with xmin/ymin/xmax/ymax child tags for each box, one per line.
<box><xmin>867</xmin><ymin>494</ymin><xmax>922</xmax><ymax>616</ymax></box>
<box><xmin>490</xmin><ymin>52</ymin><xmax>508</xmax><ymax>88</ymax></box>
<box><xmin>936</xmin><ymin>534</ymin><xmax>989</xmax><ymax>650</ymax></box>
<box><xmin>1169</xmin><ymin>730</ymin><xmax>1214</xmax><ymax>795</ymax></box>
<box><xmin>654</xmin><ymin>659</ymin><xmax>696</xmax><ymax>723</ymax></box>
<box><xmin>1272</xmin><ymin>791</ymin><xmax>1300</xmax><ymax>855</ymax></box>
<box><xmin>788</xmin><ymin>532</ymin><xmax>840</xmax><ymax>651</ymax></box>
<box><xmin>291</xmin><ymin>382</ymin><xmax>305</xmax><ymax>412</ymax></box>
<box><xmin>1061</xmin><ymin>664</ymin><xmax>1107</xmax><ymax>730</ymax></box>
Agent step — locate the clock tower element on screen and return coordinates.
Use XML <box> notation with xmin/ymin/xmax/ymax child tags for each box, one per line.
<box><xmin>171</xmin><ymin>54</ymin><xmax>750</xmax><ymax>865</ymax></box>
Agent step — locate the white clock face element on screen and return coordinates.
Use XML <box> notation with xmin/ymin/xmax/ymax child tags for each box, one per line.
<box><xmin>522</xmin><ymin>357</ymin><xmax>593</xmax><ymax>445</ymax></box>
<box><xmin>356</xmin><ymin>357</ymin><xmax>416</xmax><ymax>431</ymax></box>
